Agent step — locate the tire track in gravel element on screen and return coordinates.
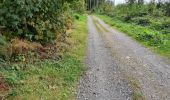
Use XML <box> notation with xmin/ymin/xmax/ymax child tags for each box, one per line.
<box><xmin>76</xmin><ymin>16</ymin><xmax>132</xmax><ymax>100</ymax></box>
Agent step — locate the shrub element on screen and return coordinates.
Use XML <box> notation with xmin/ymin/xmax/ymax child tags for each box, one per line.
<box><xmin>74</xmin><ymin>14</ymin><xmax>80</xmax><ymax>20</ymax></box>
<box><xmin>137</xmin><ymin>30</ymin><xmax>164</xmax><ymax>46</ymax></box>
<box><xmin>150</xmin><ymin>19</ymin><xmax>170</xmax><ymax>34</ymax></box>
<box><xmin>137</xmin><ymin>31</ymin><xmax>154</xmax><ymax>41</ymax></box>
<box><xmin>150</xmin><ymin>33</ymin><xmax>164</xmax><ymax>45</ymax></box>
<box><xmin>131</xmin><ymin>17</ymin><xmax>150</xmax><ymax>26</ymax></box>
<box><xmin>0</xmin><ymin>0</ymin><xmax>72</xmax><ymax>42</ymax></box>
<box><xmin>71</xmin><ymin>0</ymin><xmax>86</xmax><ymax>14</ymax></box>
<box><xmin>164</xmin><ymin>2</ymin><xmax>170</xmax><ymax>16</ymax></box>
<box><xmin>0</xmin><ymin>36</ymin><xmax>7</xmax><ymax>45</ymax></box>
<box><xmin>0</xmin><ymin>36</ymin><xmax>10</xmax><ymax>60</ymax></box>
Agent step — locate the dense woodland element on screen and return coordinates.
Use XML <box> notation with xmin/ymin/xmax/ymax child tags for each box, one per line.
<box><xmin>0</xmin><ymin>0</ymin><xmax>170</xmax><ymax>99</ymax></box>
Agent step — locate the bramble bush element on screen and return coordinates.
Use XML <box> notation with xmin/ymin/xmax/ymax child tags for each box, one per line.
<box><xmin>0</xmin><ymin>0</ymin><xmax>86</xmax><ymax>61</ymax></box>
<box><xmin>0</xmin><ymin>0</ymin><xmax>72</xmax><ymax>42</ymax></box>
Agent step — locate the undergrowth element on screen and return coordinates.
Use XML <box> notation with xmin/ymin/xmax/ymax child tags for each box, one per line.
<box><xmin>0</xmin><ymin>14</ymin><xmax>87</xmax><ymax>100</ymax></box>
<box><xmin>96</xmin><ymin>14</ymin><xmax>170</xmax><ymax>58</ymax></box>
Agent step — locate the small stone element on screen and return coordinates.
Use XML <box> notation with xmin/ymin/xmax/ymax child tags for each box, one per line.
<box><xmin>126</xmin><ymin>56</ymin><xmax>130</xmax><ymax>59</ymax></box>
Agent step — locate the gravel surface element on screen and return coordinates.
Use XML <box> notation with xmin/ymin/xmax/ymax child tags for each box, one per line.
<box><xmin>76</xmin><ymin>16</ymin><xmax>170</xmax><ymax>100</ymax></box>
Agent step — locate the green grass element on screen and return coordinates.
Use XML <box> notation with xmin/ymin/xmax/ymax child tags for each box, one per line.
<box><xmin>0</xmin><ymin>14</ymin><xmax>87</xmax><ymax>100</ymax></box>
<box><xmin>96</xmin><ymin>14</ymin><xmax>170</xmax><ymax>58</ymax></box>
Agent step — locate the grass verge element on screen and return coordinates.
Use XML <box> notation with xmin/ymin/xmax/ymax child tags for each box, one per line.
<box><xmin>0</xmin><ymin>14</ymin><xmax>87</xmax><ymax>100</ymax></box>
<box><xmin>96</xmin><ymin>14</ymin><xmax>170</xmax><ymax>58</ymax></box>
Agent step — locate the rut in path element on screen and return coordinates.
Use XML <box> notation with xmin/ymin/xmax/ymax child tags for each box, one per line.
<box><xmin>77</xmin><ymin>16</ymin><xmax>170</xmax><ymax>100</ymax></box>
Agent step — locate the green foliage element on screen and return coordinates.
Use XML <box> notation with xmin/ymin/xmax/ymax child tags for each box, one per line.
<box><xmin>97</xmin><ymin>14</ymin><xmax>170</xmax><ymax>58</ymax></box>
<box><xmin>131</xmin><ymin>17</ymin><xmax>150</xmax><ymax>26</ymax></box>
<box><xmin>98</xmin><ymin>1</ymin><xmax>114</xmax><ymax>15</ymax></box>
<box><xmin>96</xmin><ymin>1</ymin><xmax>170</xmax><ymax>36</ymax></box>
<box><xmin>137</xmin><ymin>31</ymin><xmax>164</xmax><ymax>46</ymax></box>
<box><xmin>71</xmin><ymin>0</ymin><xmax>86</xmax><ymax>14</ymax></box>
<box><xmin>148</xmin><ymin>1</ymin><xmax>156</xmax><ymax>14</ymax></box>
<box><xmin>0</xmin><ymin>36</ymin><xmax>10</xmax><ymax>60</ymax></box>
<box><xmin>0</xmin><ymin>14</ymin><xmax>87</xmax><ymax>99</ymax></box>
<box><xmin>164</xmin><ymin>2</ymin><xmax>170</xmax><ymax>16</ymax></box>
<box><xmin>149</xmin><ymin>17</ymin><xmax>170</xmax><ymax>34</ymax></box>
<box><xmin>0</xmin><ymin>35</ymin><xmax>7</xmax><ymax>45</ymax></box>
<box><xmin>0</xmin><ymin>0</ymin><xmax>85</xmax><ymax>43</ymax></box>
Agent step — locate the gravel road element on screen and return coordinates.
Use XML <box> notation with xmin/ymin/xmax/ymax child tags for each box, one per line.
<box><xmin>76</xmin><ymin>16</ymin><xmax>170</xmax><ymax>100</ymax></box>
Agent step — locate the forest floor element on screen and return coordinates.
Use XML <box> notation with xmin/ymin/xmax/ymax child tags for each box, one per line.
<box><xmin>77</xmin><ymin>16</ymin><xmax>170</xmax><ymax>100</ymax></box>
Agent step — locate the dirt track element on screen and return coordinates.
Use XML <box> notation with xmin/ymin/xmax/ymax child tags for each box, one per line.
<box><xmin>77</xmin><ymin>16</ymin><xmax>170</xmax><ymax>100</ymax></box>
